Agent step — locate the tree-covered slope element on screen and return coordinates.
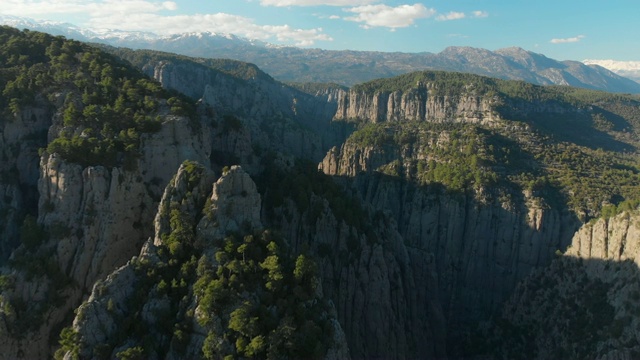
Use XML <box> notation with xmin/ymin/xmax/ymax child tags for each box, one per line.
<box><xmin>321</xmin><ymin>70</ymin><xmax>640</xmax><ymax>350</ymax></box>
<box><xmin>4</xmin><ymin>26</ymin><xmax>640</xmax><ymax>360</ymax></box>
<box><xmin>0</xmin><ymin>26</ymin><xmax>198</xmax><ymax>168</ymax></box>
<box><xmin>0</xmin><ymin>26</ymin><xmax>214</xmax><ymax>358</ymax></box>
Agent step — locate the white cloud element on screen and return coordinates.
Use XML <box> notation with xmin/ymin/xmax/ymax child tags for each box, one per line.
<box><xmin>260</xmin><ymin>0</ymin><xmax>377</xmax><ymax>6</ymax></box>
<box><xmin>344</xmin><ymin>3</ymin><xmax>435</xmax><ymax>29</ymax></box>
<box><xmin>162</xmin><ymin>1</ymin><xmax>177</xmax><ymax>11</ymax></box>
<box><xmin>329</xmin><ymin>15</ymin><xmax>341</xmax><ymax>19</ymax></box>
<box><xmin>261</xmin><ymin>25</ymin><xmax>332</xmax><ymax>46</ymax></box>
<box><xmin>472</xmin><ymin>10</ymin><xmax>488</xmax><ymax>18</ymax></box>
<box><xmin>436</xmin><ymin>10</ymin><xmax>488</xmax><ymax>21</ymax></box>
<box><xmin>550</xmin><ymin>35</ymin><xmax>585</xmax><ymax>44</ymax></box>
<box><xmin>0</xmin><ymin>0</ymin><xmax>332</xmax><ymax>46</ymax></box>
<box><xmin>0</xmin><ymin>0</ymin><xmax>178</xmax><ymax>17</ymax></box>
<box><xmin>436</xmin><ymin>11</ymin><xmax>465</xmax><ymax>21</ymax></box>
<box><xmin>583</xmin><ymin>59</ymin><xmax>640</xmax><ymax>72</ymax></box>
<box><xmin>582</xmin><ymin>59</ymin><xmax>640</xmax><ymax>81</ymax></box>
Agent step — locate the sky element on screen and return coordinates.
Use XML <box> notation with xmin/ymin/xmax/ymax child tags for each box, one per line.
<box><xmin>1</xmin><ymin>0</ymin><xmax>639</xmax><ymax>62</ymax></box>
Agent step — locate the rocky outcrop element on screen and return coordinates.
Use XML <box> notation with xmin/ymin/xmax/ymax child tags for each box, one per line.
<box><xmin>333</xmin><ymin>85</ymin><xmax>500</xmax><ymax>124</ymax></box>
<box><xmin>39</xmin><ymin>114</ymin><xmax>211</xmax><ymax>291</ymax></box>
<box><xmin>67</xmin><ymin>163</ymin><xmax>353</xmax><ymax>359</ymax></box>
<box><xmin>331</xmin><ymin>81</ymin><xmax>589</xmax><ymax>127</ymax></box>
<box><xmin>566</xmin><ymin>211</ymin><xmax>640</xmax><ymax>263</ymax></box>
<box><xmin>0</xmin><ymin>113</ymin><xmax>212</xmax><ymax>359</ymax></box>
<box><xmin>265</xmin><ymin>190</ymin><xmax>446</xmax><ymax>358</ymax></box>
<box><xmin>38</xmin><ymin>157</ymin><xmax>149</xmax><ymax>289</ymax></box>
<box><xmin>319</xmin><ymin>124</ymin><xmax>581</xmax><ymax>336</ymax></box>
<box><xmin>139</xmin><ymin>58</ymin><xmax>341</xmax><ymax>160</ymax></box>
<box><xmin>69</xmin><ymin>161</ymin><xmax>214</xmax><ymax>360</ymax></box>
<box><xmin>486</xmin><ymin>211</ymin><xmax>640</xmax><ymax>359</ymax></box>
<box><xmin>196</xmin><ymin>165</ymin><xmax>262</xmax><ymax>241</ymax></box>
<box><xmin>62</xmin><ymin>159</ymin><xmax>449</xmax><ymax>359</ymax></box>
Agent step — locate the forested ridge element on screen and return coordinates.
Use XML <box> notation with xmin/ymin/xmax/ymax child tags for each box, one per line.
<box><xmin>341</xmin><ymin>71</ymin><xmax>640</xmax><ymax>219</ymax></box>
<box><xmin>2</xmin><ymin>26</ymin><xmax>640</xmax><ymax>359</ymax></box>
<box><xmin>1</xmin><ymin>26</ymin><xmax>194</xmax><ymax>168</ymax></box>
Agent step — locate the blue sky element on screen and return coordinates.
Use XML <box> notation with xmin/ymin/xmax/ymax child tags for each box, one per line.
<box><xmin>1</xmin><ymin>0</ymin><xmax>638</xmax><ymax>61</ymax></box>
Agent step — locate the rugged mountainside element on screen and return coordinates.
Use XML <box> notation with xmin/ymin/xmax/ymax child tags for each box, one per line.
<box><xmin>2</xmin><ymin>26</ymin><xmax>640</xmax><ymax>360</ymax></box>
<box><xmin>475</xmin><ymin>211</ymin><xmax>640</xmax><ymax>359</ymax></box>
<box><xmin>2</xmin><ymin>16</ymin><xmax>639</xmax><ymax>93</ymax></box>
<box><xmin>317</xmin><ymin>71</ymin><xmax>640</xmax><ymax>349</ymax></box>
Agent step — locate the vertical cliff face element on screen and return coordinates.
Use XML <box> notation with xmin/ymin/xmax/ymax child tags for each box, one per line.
<box><xmin>64</xmin><ymin>163</ymin><xmax>352</xmax><ymax>360</ymax></box>
<box><xmin>566</xmin><ymin>212</ymin><xmax>640</xmax><ymax>262</ymax></box>
<box><xmin>38</xmin><ymin>157</ymin><xmax>149</xmax><ymax>289</ymax></box>
<box><xmin>333</xmin><ymin>85</ymin><xmax>500</xmax><ymax>124</ymax></box>
<box><xmin>0</xmin><ymin>100</ymin><xmax>51</xmax><ymax>261</ymax></box>
<box><xmin>0</xmin><ymin>113</ymin><xmax>212</xmax><ymax>359</ymax></box>
<box><xmin>485</xmin><ymin>211</ymin><xmax>640</xmax><ymax>359</ymax></box>
<box><xmin>66</xmin><ymin>161</ymin><xmax>215</xmax><ymax>360</ymax></box>
<box><xmin>138</xmin><ymin>59</ymin><xmax>345</xmax><ymax>161</ymax></box>
<box><xmin>352</xmin><ymin>174</ymin><xmax>577</xmax><ymax>331</ymax></box>
<box><xmin>38</xmin><ymin>115</ymin><xmax>212</xmax><ymax>291</ymax></box>
<box><xmin>269</xmin><ymin>193</ymin><xmax>446</xmax><ymax>358</ymax></box>
<box><xmin>319</xmin><ymin>121</ymin><xmax>582</xmax><ymax>337</ymax></box>
<box><xmin>4</xmin><ymin>29</ymin><xmax>640</xmax><ymax>360</ymax></box>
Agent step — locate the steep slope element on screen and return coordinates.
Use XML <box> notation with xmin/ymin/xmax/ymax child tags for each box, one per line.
<box><xmin>59</xmin><ymin>158</ymin><xmax>448</xmax><ymax>359</ymax></box>
<box><xmin>584</xmin><ymin>59</ymin><xmax>640</xmax><ymax>84</ymax></box>
<box><xmin>320</xmin><ymin>71</ymin><xmax>640</xmax><ymax>344</ymax></box>
<box><xmin>0</xmin><ymin>27</ymin><xmax>213</xmax><ymax>358</ymax></box>
<box><xmin>473</xmin><ymin>211</ymin><xmax>640</xmax><ymax>359</ymax></box>
<box><xmin>106</xmin><ymin>48</ymin><xmax>350</xmax><ymax>162</ymax></box>
<box><xmin>56</xmin><ymin>162</ymin><xmax>350</xmax><ymax>359</ymax></box>
<box><xmin>435</xmin><ymin>47</ymin><xmax>640</xmax><ymax>93</ymax></box>
<box><xmin>0</xmin><ymin>28</ymin><xmax>447</xmax><ymax>359</ymax></box>
<box><xmin>4</xmin><ymin>26</ymin><xmax>640</xmax><ymax>360</ymax></box>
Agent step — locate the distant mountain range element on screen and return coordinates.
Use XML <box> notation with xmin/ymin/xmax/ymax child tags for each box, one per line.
<box><xmin>2</xmin><ymin>15</ymin><xmax>639</xmax><ymax>93</ymax></box>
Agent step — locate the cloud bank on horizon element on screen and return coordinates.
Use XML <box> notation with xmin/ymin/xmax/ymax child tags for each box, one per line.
<box><xmin>0</xmin><ymin>0</ymin><xmax>488</xmax><ymax>46</ymax></box>
<box><xmin>2</xmin><ymin>0</ymin><xmax>638</xmax><ymax>63</ymax></box>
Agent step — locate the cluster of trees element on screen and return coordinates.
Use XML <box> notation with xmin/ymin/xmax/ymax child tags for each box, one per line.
<box><xmin>352</xmin><ymin>70</ymin><xmax>496</xmax><ymax>96</ymax></box>
<box><xmin>258</xmin><ymin>157</ymin><xmax>368</xmax><ymax>230</ymax></box>
<box><xmin>196</xmin><ymin>230</ymin><xmax>333</xmax><ymax>359</ymax></box>
<box><xmin>348</xmin><ymin>122</ymin><xmax>504</xmax><ymax>192</ymax></box>
<box><xmin>56</xmin><ymin>161</ymin><xmax>335</xmax><ymax>359</ymax></box>
<box><xmin>344</xmin><ymin>114</ymin><xmax>640</xmax><ymax>219</ymax></box>
<box><xmin>0</xmin><ymin>26</ymin><xmax>196</xmax><ymax>168</ymax></box>
<box><xmin>55</xmin><ymin>161</ymin><xmax>207</xmax><ymax>359</ymax></box>
<box><xmin>351</xmin><ymin>69</ymin><xmax>577</xmax><ymax>103</ymax></box>
<box><xmin>353</xmin><ymin>68</ymin><xmax>640</xmax><ymax>105</ymax></box>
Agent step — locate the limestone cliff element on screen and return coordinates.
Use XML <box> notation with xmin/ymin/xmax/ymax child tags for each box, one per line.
<box><xmin>333</xmin><ymin>84</ymin><xmax>500</xmax><ymax>124</ymax></box>
<box><xmin>566</xmin><ymin>211</ymin><xmax>640</xmax><ymax>262</ymax></box>
<box><xmin>38</xmin><ymin>113</ymin><xmax>211</xmax><ymax>290</ymax></box>
<box><xmin>65</xmin><ymin>161</ymin><xmax>214</xmax><ymax>359</ymax></box>
<box><xmin>0</xmin><ymin>99</ymin><xmax>51</xmax><ymax>261</ymax></box>
<box><xmin>120</xmin><ymin>55</ymin><xmax>344</xmax><ymax>160</ymax></box>
<box><xmin>270</xmin><ymin>193</ymin><xmax>447</xmax><ymax>358</ymax></box>
<box><xmin>319</xmin><ymin>120</ymin><xmax>581</xmax><ymax>334</ymax></box>
<box><xmin>482</xmin><ymin>211</ymin><xmax>640</xmax><ymax>359</ymax></box>
<box><xmin>3</xmin><ymin>27</ymin><xmax>640</xmax><ymax>360</ymax></box>
<box><xmin>63</xmin><ymin>163</ymin><xmax>351</xmax><ymax>360</ymax></box>
<box><xmin>58</xmin><ymin>159</ymin><xmax>449</xmax><ymax>359</ymax></box>
<box><xmin>0</xmin><ymin>113</ymin><xmax>211</xmax><ymax>359</ymax></box>
<box><xmin>331</xmin><ymin>72</ymin><xmax>588</xmax><ymax>126</ymax></box>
